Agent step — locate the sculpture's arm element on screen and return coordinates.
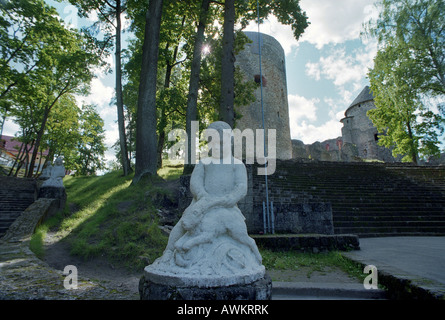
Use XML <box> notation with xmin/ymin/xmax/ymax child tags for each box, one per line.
<box><xmin>221</xmin><ymin>163</ymin><xmax>247</xmax><ymax>207</ymax></box>
<box><xmin>190</xmin><ymin>161</ymin><xmax>247</xmax><ymax>211</ymax></box>
<box><xmin>189</xmin><ymin>161</ymin><xmax>208</xmax><ymax>200</ymax></box>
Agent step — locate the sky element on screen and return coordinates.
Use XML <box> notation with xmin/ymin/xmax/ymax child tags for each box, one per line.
<box><xmin>3</xmin><ymin>0</ymin><xmax>380</xmax><ymax>165</ymax></box>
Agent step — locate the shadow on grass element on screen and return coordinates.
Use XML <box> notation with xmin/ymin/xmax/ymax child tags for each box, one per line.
<box><xmin>41</xmin><ymin>169</ymin><xmax>179</xmax><ymax>271</ymax></box>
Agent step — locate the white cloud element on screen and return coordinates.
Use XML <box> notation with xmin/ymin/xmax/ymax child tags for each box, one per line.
<box><xmin>1</xmin><ymin>119</ymin><xmax>20</xmax><ymax>136</ymax></box>
<box><xmin>292</xmin><ymin>119</ymin><xmax>343</xmax><ymax>144</ymax></box>
<box><xmin>76</xmin><ymin>77</ymin><xmax>114</xmax><ymax>109</ymax></box>
<box><xmin>299</xmin><ymin>0</ymin><xmax>377</xmax><ymax>49</ymax></box>
<box><xmin>241</xmin><ymin>1</ymin><xmax>378</xmax><ymax>55</ymax></box>
<box><xmin>305</xmin><ymin>40</ymin><xmax>377</xmax><ymax>101</ymax></box>
<box><xmin>288</xmin><ymin>94</ymin><xmax>320</xmax><ymax>141</ymax></box>
<box><xmin>306</xmin><ymin>47</ymin><xmax>362</xmax><ymax>86</ymax></box>
<box><xmin>288</xmin><ymin>94</ymin><xmax>318</xmax><ymax>123</ymax></box>
<box><xmin>305</xmin><ymin>62</ymin><xmax>321</xmax><ymax>81</ymax></box>
<box><xmin>243</xmin><ymin>15</ymin><xmax>298</xmax><ymax>56</ymax></box>
<box><xmin>104</xmin><ymin>122</ymin><xmax>119</xmax><ymax>147</ymax></box>
<box><xmin>288</xmin><ymin>94</ymin><xmax>345</xmax><ymax>144</ymax></box>
<box><xmin>291</xmin><ymin>115</ymin><xmax>343</xmax><ymax>144</ymax></box>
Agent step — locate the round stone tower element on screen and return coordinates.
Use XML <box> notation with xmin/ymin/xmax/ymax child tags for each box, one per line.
<box><xmin>340</xmin><ymin>86</ymin><xmax>395</xmax><ymax>161</ymax></box>
<box><xmin>235</xmin><ymin>31</ymin><xmax>292</xmax><ymax>160</ymax></box>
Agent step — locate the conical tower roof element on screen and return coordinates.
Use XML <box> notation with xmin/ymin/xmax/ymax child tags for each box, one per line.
<box><xmin>344</xmin><ymin>86</ymin><xmax>374</xmax><ymax>117</ymax></box>
<box><xmin>349</xmin><ymin>86</ymin><xmax>374</xmax><ymax>107</ymax></box>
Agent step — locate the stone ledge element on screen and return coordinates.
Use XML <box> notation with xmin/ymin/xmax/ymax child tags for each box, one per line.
<box><xmin>252</xmin><ymin>234</ymin><xmax>360</xmax><ymax>253</ymax></box>
<box><xmin>1</xmin><ymin>198</ymin><xmax>59</xmax><ymax>242</ymax></box>
<box><xmin>342</xmin><ymin>252</ymin><xmax>445</xmax><ymax>300</ymax></box>
<box><xmin>144</xmin><ymin>265</ymin><xmax>266</xmax><ymax>288</ymax></box>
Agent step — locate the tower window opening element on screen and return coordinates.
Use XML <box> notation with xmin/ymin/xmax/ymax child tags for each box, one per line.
<box><xmin>254</xmin><ymin>75</ymin><xmax>267</xmax><ymax>86</ymax></box>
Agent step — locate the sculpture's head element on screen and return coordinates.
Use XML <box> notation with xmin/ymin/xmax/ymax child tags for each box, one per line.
<box><xmin>55</xmin><ymin>157</ymin><xmax>63</xmax><ymax>166</ymax></box>
<box><xmin>205</xmin><ymin>121</ymin><xmax>232</xmax><ymax>159</ymax></box>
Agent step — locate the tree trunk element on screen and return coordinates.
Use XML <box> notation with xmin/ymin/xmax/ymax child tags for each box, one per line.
<box><xmin>184</xmin><ymin>0</ymin><xmax>211</xmax><ymax>174</ymax></box>
<box><xmin>116</xmin><ymin>0</ymin><xmax>132</xmax><ymax>176</ymax></box>
<box><xmin>219</xmin><ymin>0</ymin><xmax>235</xmax><ymax>128</ymax></box>
<box><xmin>132</xmin><ymin>0</ymin><xmax>163</xmax><ymax>185</ymax></box>
<box><xmin>27</xmin><ymin>108</ymin><xmax>50</xmax><ymax>178</ymax></box>
<box><xmin>157</xmin><ymin>42</ymin><xmax>180</xmax><ymax>168</ymax></box>
<box><xmin>406</xmin><ymin>119</ymin><xmax>418</xmax><ymax>164</ymax></box>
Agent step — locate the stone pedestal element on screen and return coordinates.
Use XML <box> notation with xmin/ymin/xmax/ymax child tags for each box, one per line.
<box><xmin>139</xmin><ymin>271</ymin><xmax>272</xmax><ymax>300</ymax></box>
<box><xmin>38</xmin><ymin>186</ymin><xmax>66</xmax><ymax>210</ymax></box>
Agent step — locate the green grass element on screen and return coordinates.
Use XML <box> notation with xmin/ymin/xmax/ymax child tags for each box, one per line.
<box><xmin>259</xmin><ymin>248</ymin><xmax>367</xmax><ymax>282</ymax></box>
<box><xmin>31</xmin><ymin>164</ymin><xmax>183</xmax><ymax>271</ymax></box>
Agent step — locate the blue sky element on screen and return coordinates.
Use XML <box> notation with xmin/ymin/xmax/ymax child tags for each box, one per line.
<box><xmin>3</xmin><ymin>0</ymin><xmax>379</xmax><ymax>164</ymax></box>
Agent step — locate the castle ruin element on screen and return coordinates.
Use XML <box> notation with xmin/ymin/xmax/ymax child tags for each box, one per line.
<box><xmin>292</xmin><ymin>86</ymin><xmax>398</xmax><ymax>162</ymax></box>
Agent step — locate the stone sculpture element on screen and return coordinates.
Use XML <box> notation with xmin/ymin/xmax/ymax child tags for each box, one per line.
<box><xmin>141</xmin><ymin>122</ymin><xmax>269</xmax><ymax>298</ymax></box>
<box><xmin>39</xmin><ymin>161</ymin><xmax>52</xmax><ymax>180</ymax></box>
<box><xmin>41</xmin><ymin>157</ymin><xmax>65</xmax><ymax>188</ymax></box>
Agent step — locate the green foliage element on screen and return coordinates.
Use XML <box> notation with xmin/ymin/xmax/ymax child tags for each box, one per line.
<box><xmin>1</xmin><ymin>0</ymin><xmax>106</xmax><ymax>176</ymax></box>
<box><xmin>365</xmin><ymin>0</ymin><xmax>445</xmax><ymax>97</ymax></box>
<box><xmin>365</xmin><ymin>0</ymin><xmax>445</xmax><ymax>163</ymax></box>
<box><xmin>72</xmin><ymin>105</ymin><xmax>107</xmax><ymax>175</ymax></box>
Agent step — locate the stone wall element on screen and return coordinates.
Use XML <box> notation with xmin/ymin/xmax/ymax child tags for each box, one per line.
<box><xmin>179</xmin><ymin>162</ymin><xmax>334</xmax><ymax>236</ymax></box>
<box><xmin>291</xmin><ymin>139</ymin><xmax>359</xmax><ymax>162</ymax></box>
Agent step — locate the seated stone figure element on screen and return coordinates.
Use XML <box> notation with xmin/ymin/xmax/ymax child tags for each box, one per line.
<box><xmin>146</xmin><ymin>121</ymin><xmax>264</xmax><ymax>286</ymax></box>
<box><xmin>39</xmin><ymin>161</ymin><xmax>52</xmax><ymax>180</ymax></box>
<box><xmin>42</xmin><ymin>157</ymin><xmax>65</xmax><ymax>188</ymax></box>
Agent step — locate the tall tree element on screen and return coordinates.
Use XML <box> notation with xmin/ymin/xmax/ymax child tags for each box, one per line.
<box><xmin>132</xmin><ymin>0</ymin><xmax>163</xmax><ymax>184</ymax></box>
<box><xmin>219</xmin><ymin>0</ymin><xmax>235</xmax><ymax>127</ymax></box>
<box><xmin>66</xmin><ymin>0</ymin><xmax>132</xmax><ymax>176</ymax></box>
<box><xmin>183</xmin><ymin>0</ymin><xmax>211</xmax><ymax>174</ymax></box>
<box><xmin>365</xmin><ymin>0</ymin><xmax>445</xmax><ymax>163</ymax></box>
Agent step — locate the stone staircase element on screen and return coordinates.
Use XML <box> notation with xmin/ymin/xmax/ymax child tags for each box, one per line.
<box><xmin>252</xmin><ymin>160</ymin><xmax>445</xmax><ymax>237</ymax></box>
<box><xmin>0</xmin><ymin>176</ymin><xmax>37</xmax><ymax>238</ymax></box>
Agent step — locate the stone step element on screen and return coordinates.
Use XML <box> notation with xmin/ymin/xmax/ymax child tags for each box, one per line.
<box><xmin>0</xmin><ymin>176</ymin><xmax>37</xmax><ymax>238</ymax></box>
<box><xmin>272</xmin><ymin>282</ymin><xmax>388</xmax><ymax>300</ymax></box>
<box><xmin>333</xmin><ymin>215</ymin><xmax>445</xmax><ymax>222</ymax></box>
<box><xmin>334</xmin><ymin>220</ymin><xmax>445</xmax><ymax>228</ymax></box>
<box><xmin>249</xmin><ymin>160</ymin><xmax>445</xmax><ymax>236</ymax></box>
<box><xmin>0</xmin><ymin>203</ymin><xmax>33</xmax><ymax>211</ymax></box>
<box><xmin>252</xmin><ymin>201</ymin><xmax>445</xmax><ymax>211</ymax></box>
<box><xmin>334</xmin><ymin>226</ymin><xmax>445</xmax><ymax>235</ymax></box>
<box><xmin>0</xmin><ymin>211</ymin><xmax>23</xmax><ymax>219</ymax></box>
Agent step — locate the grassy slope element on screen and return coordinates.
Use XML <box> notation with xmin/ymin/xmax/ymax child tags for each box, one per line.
<box><xmin>31</xmin><ymin>164</ymin><xmax>183</xmax><ymax>271</ymax></box>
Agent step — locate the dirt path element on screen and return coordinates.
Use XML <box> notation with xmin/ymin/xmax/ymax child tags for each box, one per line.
<box><xmin>42</xmin><ymin>231</ymin><xmax>141</xmax><ymax>299</ymax></box>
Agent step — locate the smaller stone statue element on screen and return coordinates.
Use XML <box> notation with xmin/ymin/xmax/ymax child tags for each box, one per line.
<box><xmin>39</xmin><ymin>161</ymin><xmax>53</xmax><ymax>180</ymax></box>
<box><xmin>42</xmin><ymin>157</ymin><xmax>65</xmax><ymax>188</ymax></box>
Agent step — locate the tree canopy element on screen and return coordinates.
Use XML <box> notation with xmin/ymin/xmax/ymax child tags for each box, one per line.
<box><xmin>365</xmin><ymin>0</ymin><xmax>445</xmax><ymax>163</ymax></box>
<box><xmin>1</xmin><ymin>0</ymin><xmax>107</xmax><ymax>176</ymax></box>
